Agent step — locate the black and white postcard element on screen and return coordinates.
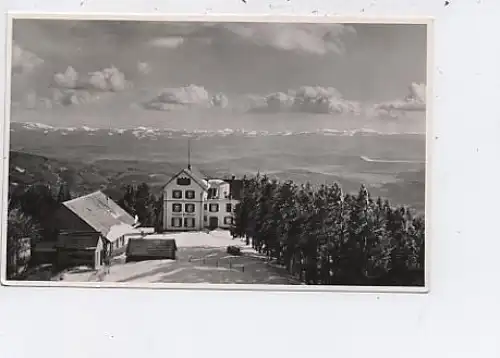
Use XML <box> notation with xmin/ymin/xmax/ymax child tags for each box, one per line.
<box><xmin>1</xmin><ymin>14</ymin><xmax>431</xmax><ymax>292</ymax></box>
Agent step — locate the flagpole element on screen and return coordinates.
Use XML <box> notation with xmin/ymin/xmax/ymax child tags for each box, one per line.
<box><xmin>188</xmin><ymin>138</ymin><xmax>191</xmax><ymax>170</ymax></box>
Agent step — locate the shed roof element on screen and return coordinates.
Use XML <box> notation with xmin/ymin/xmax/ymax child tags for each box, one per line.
<box><xmin>126</xmin><ymin>238</ymin><xmax>177</xmax><ymax>259</ymax></box>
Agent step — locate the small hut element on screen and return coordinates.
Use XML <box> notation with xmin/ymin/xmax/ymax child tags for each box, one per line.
<box><xmin>125</xmin><ymin>238</ymin><xmax>177</xmax><ymax>262</ymax></box>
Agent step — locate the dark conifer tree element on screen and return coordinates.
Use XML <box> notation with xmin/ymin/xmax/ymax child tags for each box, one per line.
<box><xmin>206</xmin><ymin>172</ymin><xmax>424</xmax><ymax>286</ymax></box>
<box><xmin>135</xmin><ymin>183</ymin><xmax>154</xmax><ymax>226</ymax></box>
<box><xmin>118</xmin><ymin>184</ymin><xmax>136</xmax><ymax>217</ymax></box>
<box><xmin>56</xmin><ymin>182</ymin><xmax>72</xmax><ymax>203</ymax></box>
<box><xmin>153</xmin><ymin>194</ymin><xmax>164</xmax><ymax>232</ymax></box>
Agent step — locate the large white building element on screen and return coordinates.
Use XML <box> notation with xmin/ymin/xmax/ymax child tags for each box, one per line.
<box><xmin>162</xmin><ymin>165</ymin><xmax>243</xmax><ymax>232</ymax></box>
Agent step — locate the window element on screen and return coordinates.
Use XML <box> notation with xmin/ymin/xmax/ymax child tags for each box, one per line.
<box><xmin>171</xmin><ymin>217</ymin><xmax>182</xmax><ymax>228</ymax></box>
<box><xmin>185</xmin><ymin>190</ymin><xmax>195</xmax><ymax>199</ymax></box>
<box><xmin>207</xmin><ymin>188</ymin><xmax>218</xmax><ymax>199</ymax></box>
<box><xmin>204</xmin><ymin>215</ymin><xmax>207</xmax><ymax>222</ymax></box>
<box><xmin>185</xmin><ymin>203</ymin><xmax>195</xmax><ymax>213</ymax></box>
<box><xmin>224</xmin><ymin>216</ymin><xmax>233</xmax><ymax>225</ymax></box>
<box><xmin>204</xmin><ymin>203</ymin><xmax>207</xmax><ymax>210</ymax></box>
<box><xmin>226</xmin><ymin>203</ymin><xmax>232</xmax><ymax>213</ymax></box>
<box><xmin>184</xmin><ymin>217</ymin><xmax>196</xmax><ymax>228</ymax></box>
<box><xmin>172</xmin><ymin>190</ymin><xmax>182</xmax><ymax>199</ymax></box>
<box><xmin>120</xmin><ymin>236</ymin><xmax>125</xmax><ymax>246</ymax></box>
<box><xmin>209</xmin><ymin>203</ymin><xmax>219</xmax><ymax>212</ymax></box>
<box><xmin>172</xmin><ymin>203</ymin><xmax>182</xmax><ymax>212</ymax></box>
<box><xmin>177</xmin><ymin>177</ymin><xmax>191</xmax><ymax>186</ymax></box>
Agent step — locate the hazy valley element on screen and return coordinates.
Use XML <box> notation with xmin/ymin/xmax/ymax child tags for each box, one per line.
<box><xmin>8</xmin><ymin>121</ymin><xmax>425</xmax><ymax>212</ymax></box>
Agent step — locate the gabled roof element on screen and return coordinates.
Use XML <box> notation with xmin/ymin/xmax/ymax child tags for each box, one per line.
<box><xmin>187</xmin><ymin>166</ymin><xmax>206</xmax><ymax>182</ymax></box>
<box><xmin>62</xmin><ymin>191</ymin><xmax>137</xmax><ymax>242</ymax></box>
<box><xmin>164</xmin><ymin>166</ymin><xmax>209</xmax><ymax>191</ymax></box>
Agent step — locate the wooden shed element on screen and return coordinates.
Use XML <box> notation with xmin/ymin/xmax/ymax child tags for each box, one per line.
<box><xmin>125</xmin><ymin>238</ymin><xmax>177</xmax><ymax>262</ymax></box>
<box><xmin>56</xmin><ymin>232</ymin><xmax>104</xmax><ymax>270</ymax></box>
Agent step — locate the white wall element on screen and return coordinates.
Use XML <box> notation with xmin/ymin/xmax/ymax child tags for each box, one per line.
<box><xmin>94</xmin><ymin>237</ymin><xmax>104</xmax><ymax>269</ymax></box>
<box><xmin>203</xmin><ymin>198</ymin><xmax>238</xmax><ymax>229</ymax></box>
<box><xmin>163</xmin><ymin>172</ymin><xmax>206</xmax><ymax>231</ymax></box>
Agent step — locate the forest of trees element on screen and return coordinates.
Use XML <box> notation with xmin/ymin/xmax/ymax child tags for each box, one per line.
<box><xmin>6</xmin><ymin>176</ymin><xmax>425</xmax><ymax>287</ymax></box>
<box><xmin>117</xmin><ymin>183</ymin><xmax>163</xmax><ymax>232</ymax></box>
<box><xmin>5</xmin><ymin>181</ymin><xmax>163</xmax><ymax>279</ymax></box>
<box><xmin>231</xmin><ymin>174</ymin><xmax>425</xmax><ymax>287</ymax></box>
<box><xmin>6</xmin><ymin>182</ymin><xmax>72</xmax><ymax>278</ymax></box>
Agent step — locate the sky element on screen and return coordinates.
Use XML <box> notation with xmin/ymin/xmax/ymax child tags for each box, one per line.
<box><xmin>10</xmin><ymin>19</ymin><xmax>428</xmax><ymax>129</ymax></box>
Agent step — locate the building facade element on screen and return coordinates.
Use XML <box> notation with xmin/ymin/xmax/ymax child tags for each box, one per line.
<box><xmin>54</xmin><ymin>191</ymin><xmax>143</xmax><ymax>265</ymax></box>
<box><xmin>162</xmin><ymin>167</ymin><xmax>242</xmax><ymax>232</ymax></box>
<box><xmin>162</xmin><ymin>167</ymin><xmax>209</xmax><ymax>231</ymax></box>
<box><xmin>205</xmin><ymin>179</ymin><xmax>237</xmax><ymax>230</ymax></box>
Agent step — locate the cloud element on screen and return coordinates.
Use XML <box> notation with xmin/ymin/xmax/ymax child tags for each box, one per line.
<box><xmin>137</xmin><ymin>61</ymin><xmax>152</xmax><ymax>75</ymax></box>
<box><xmin>52</xmin><ymin>88</ymin><xmax>108</xmax><ymax>107</ymax></box>
<box><xmin>11</xmin><ymin>42</ymin><xmax>44</xmax><ymax>75</ymax></box>
<box><xmin>53</xmin><ymin>65</ymin><xmax>132</xmax><ymax>92</ymax></box>
<box><xmin>142</xmin><ymin>85</ymin><xmax>229</xmax><ymax>111</ymax></box>
<box><xmin>17</xmin><ymin>64</ymin><xmax>130</xmax><ymax>109</ymax></box>
<box><xmin>16</xmin><ymin>87</ymin><xmax>113</xmax><ymax>109</ymax></box>
<box><xmin>247</xmin><ymin>86</ymin><xmax>361</xmax><ymax>115</ymax></box>
<box><xmin>141</xmin><ymin>23</ymin><xmax>354</xmax><ymax>55</ymax></box>
<box><xmin>374</xmin><ymin>83</ymin><xmax>426</xmax><ymax>114</ymax></box>
<box><xmin>148</xmin><ymin>36</ymin><xmax>185</xmax><ymax>48</ymax></box>
<box><xmin>210</xmin><ymin>93</ymin><xmax>229</xmax><ymax>108</ymax></box>
<box><xmin>54</xmin><ymin>66</ymin><xmax>79</xmax><ymax>88</ymax></box>
<box><xmin>222</xmin><ymin>23</ymin><xmax>355</xmax><ymax>55</ymax></box>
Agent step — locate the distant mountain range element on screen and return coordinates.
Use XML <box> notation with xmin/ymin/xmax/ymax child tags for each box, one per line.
<box><xmin>7</xmin><ymin>121</ymin><xmax>426</xmax><ymax>211</ymax></box>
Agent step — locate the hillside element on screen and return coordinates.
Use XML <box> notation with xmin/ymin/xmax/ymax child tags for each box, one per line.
<box><xmin>7</xmin><ymin>123</ymin><xmax>426</xmax><ymax>211</ymax></box>
<box><xmin>8</xmin><ymin>151</ymin><xmax>184</xmax><ymax>199</ymax></box>
<box><xmin>8</xmin><ymin>150</ymin><xmax>425</xmax><ymax>213</ymax></box>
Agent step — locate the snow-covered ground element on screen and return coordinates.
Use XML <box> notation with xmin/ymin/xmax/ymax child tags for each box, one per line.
<box><xmin>58</xmin><ymin>266</ymin><xmax>98</xmax><ymax>282</ymax></box>
<box><xmin>148</xmin><ymin>229</ymin><xmax>251</xmax><ymax>249</ymax></box>
<box><xmin>101</xmin><ymin>259</ymin><xmax>177</xmax><ymax>283</ymax></box>
<box><xmin>59</xmin><ymin>230</ymin><xmax>296</xmax><ymax>284</ymax></box>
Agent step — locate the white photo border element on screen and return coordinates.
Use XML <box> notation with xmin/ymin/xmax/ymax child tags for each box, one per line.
<box><xmin>0</xmin><ymin>12</ymin><xmax>434</xmax><ymax>294</ymax></box>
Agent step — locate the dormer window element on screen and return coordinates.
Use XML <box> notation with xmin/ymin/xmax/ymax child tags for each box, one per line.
<box><xmin>177</xmin><ymin>177</ymin><xmax>191</xmax><ymax>186</ymax></box>
<box><xmin>207</xmin><ymin>188</ymin><xmax>218</xmax><ymax>199</ymax></box>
